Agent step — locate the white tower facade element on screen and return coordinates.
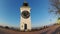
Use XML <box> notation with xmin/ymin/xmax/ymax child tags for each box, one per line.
<box><xmin>20</xmin><ymin>1</ymin><xmax>31</xmax><ymax>31</ymax></box>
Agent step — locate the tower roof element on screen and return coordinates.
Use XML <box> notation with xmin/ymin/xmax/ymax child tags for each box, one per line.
<box><xmin>22</xmin><ymin>0</ymin><xmax>29</xmax><ymax>6</ymax></box>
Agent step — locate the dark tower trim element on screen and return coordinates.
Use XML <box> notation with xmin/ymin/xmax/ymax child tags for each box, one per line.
<box><xmin>23</xmin><ymin>0</ymin><xmax>29</xmax><ymax>6</ymax></box>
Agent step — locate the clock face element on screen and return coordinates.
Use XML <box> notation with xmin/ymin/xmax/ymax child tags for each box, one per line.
<box><xmin>21</xmin><ymin>11</ymin><xmax>30</xmax><ymax>19</ymax></box>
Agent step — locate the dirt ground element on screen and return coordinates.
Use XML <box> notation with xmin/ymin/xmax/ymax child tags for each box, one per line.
<box><xmin>0</xmin><ymin>25</ymin><xmax>60</xmax><ymax>34</ymax></box>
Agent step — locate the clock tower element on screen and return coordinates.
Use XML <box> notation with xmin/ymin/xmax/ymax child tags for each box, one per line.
<box><xmin>20</xmin><ymin>0</ymin><xmax>31</xmax><ymax>31</ymax></box>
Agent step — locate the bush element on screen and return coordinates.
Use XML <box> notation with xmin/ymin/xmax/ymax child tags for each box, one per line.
<box><xmin>0</xmin><ymin>26</ymin><xmax>3</xmax><ymax>28</ymax></box>
<box><xmin>5</xmin><ymin>26</ymin><xmax>9</xmax><ymax>29</ymax></box>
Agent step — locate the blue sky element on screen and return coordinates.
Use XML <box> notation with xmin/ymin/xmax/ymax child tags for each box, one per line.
<box><xmin>0</xmin><ymin>0</ymin><xmax>57</xmax><ymax>27</ymax></box>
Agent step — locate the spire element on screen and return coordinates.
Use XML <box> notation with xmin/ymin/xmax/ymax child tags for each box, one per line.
<box><xmin>23</xmin><ymin>0</ymin><xmax>29</xmax><ymax>6</ymax></box>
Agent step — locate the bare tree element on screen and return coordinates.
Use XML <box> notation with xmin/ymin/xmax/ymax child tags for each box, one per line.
<box><xmin>49</xmin><ymin>0</ymin><xmax>60</xmax><ymax>17</ymax></box>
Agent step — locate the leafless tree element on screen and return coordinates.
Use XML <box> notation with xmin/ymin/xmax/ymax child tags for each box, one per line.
<box><xmin>49</xmin><ymin>0</ymin><xmax>60</xmax><ymax>18</ymax></box>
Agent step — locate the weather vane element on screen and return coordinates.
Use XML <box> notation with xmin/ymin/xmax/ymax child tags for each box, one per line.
<box><xmin>24</xmin><ymin>0</ymin><xmax>27</xmax><ymax>3</ymax></box>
